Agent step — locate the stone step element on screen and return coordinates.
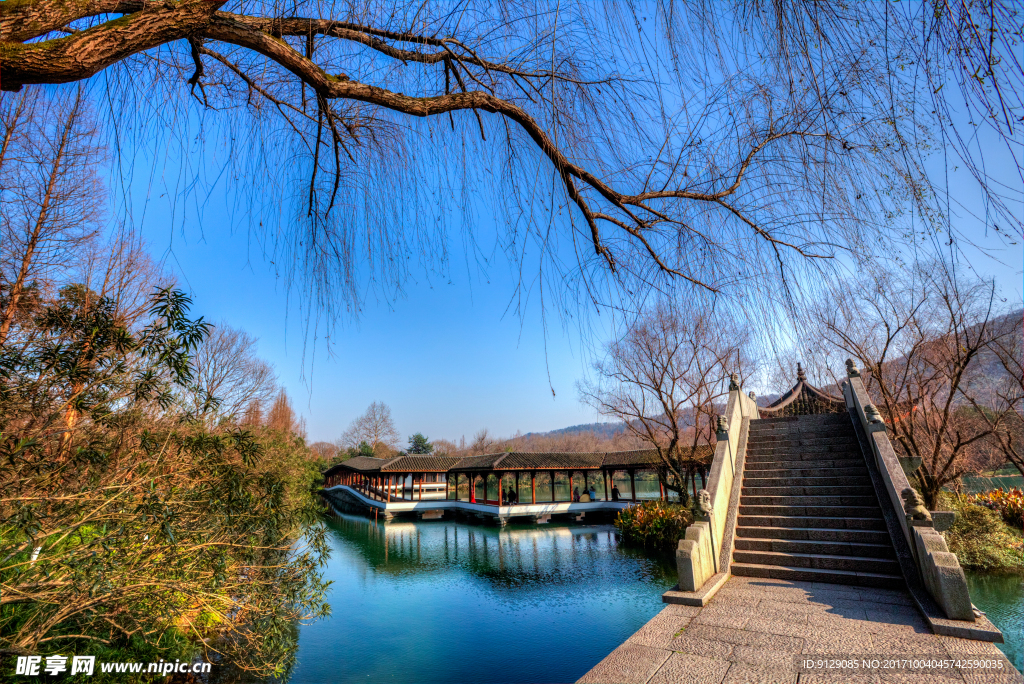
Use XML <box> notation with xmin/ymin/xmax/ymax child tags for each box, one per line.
<box><xmin>746</xmin><ymin>445</ymin><xmax>861</xmax><ymax>458</ymax></box>
<box><xmin>750</xmin><ymin>414</ymin><xmax>851</xmax><ymax>427</ymax></box>
<box><xmin>747</xmin><ymin>436</ymin><xmax>859</xmax><ymax>448</ymax></box>
<box><xmin>739</xmin><ymin>504</ymin><xmax>882</xmax><ymax>518</ymax></box>
<box><xmin>735</xmin><ymin>537</ymin><xmax>896</xmax><ymax>559</ymax></box>
<box><xmin>742</xmin><ymin>485</ymin><xmax>876</xmax><ymax>497</ymax></box>
<box><xmin>741</xmin><ymin>475</ymin><xmax>872</xmax><ymax>488</ymax></box>
<box><xmin>747</xmin><ymin>431</ymin><xmax>855</xmax><ymax>443</ymax></box>
<box><xmin>733</xmin><ymin>548</ymin><xmax>900</xmax><ymax>574</ymax></box>
<box><xmin>743</xmin><ymin>466</ymin><xmax>868</xmax><ymax>480</ymax></box>
<box><xmin>730</xmin><ymin>562</ymin><xmax>905</xmax><ymax>589</ymax></box>
<box><xmin>737</xmin><ymin>515</ymin><xmax>887</xmax><ymax>530</ymax></box>
<box><xmin>750</xmin><ymin>422</ymin><xmax>854</xmax><ymax>433</ymax></box>
<box><xmin>735</xmin><ymin>525</ymin><xmax>892</xmax><ymax>544</ymax></box>
<box><xmin>744</xmin><ymin>458</ymin><xmax>865</xmax><ymax>471</ymax></box>
<box><xmin>740</xmin><ymin>494</ymin><xmax>877</xmax><ymax>507</ymax></box>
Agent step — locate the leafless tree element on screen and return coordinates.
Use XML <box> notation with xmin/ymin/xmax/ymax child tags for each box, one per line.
<box><xmin>579</xmin><ymin>300</ymin><xmax>748</xmax><ymax>497</ymax></box>
<box><xmin>266</xmin><ymin>388</ymin><xmax>307</xmax><ymax>437</ymax></box>
<box><xmin>309</xmin><ymin>441</ymin><xmax>338</xmax><ymax>461</ymax></box>
<box><xmin>469</xmin><ymin>428</ymin><xmax>496</xmax><ymax>455</ymax></box>
<box><xmin>338</xmin><ymin>400</ymin><xmax>398</xmax><ymax>456</ymax></box>
<box><xmin>965</xmin><ymin>312</ymin><xmax>1024</xmax><ymax>477</ymax></box>
<box><xmin>76</xmin><ymin>225</ymin><xmax>175</xmax><ymax>327</ymax></box>
<box><xmin>185</xmin><ymin>322</ymin><xmax>278</xmax><ymax>422</ymax></box>
<box><xmin>0</xmin><ymin>2</ymin><xmax>1017</xmax><ymax>332</ymax></box>
<box><xmin>0</xmin><ymin>87</ymin><xmax>105</xmax><ymax>345</ymax></box>
<box><xmin>814</xmin><ymin>263</ymin><xmax>1021</xmax><ymax>508</ymax></box>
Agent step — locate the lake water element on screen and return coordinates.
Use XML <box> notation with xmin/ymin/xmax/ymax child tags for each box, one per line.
<box><xmin>284</xmin><ymin>510</ymin><xmax>677</xmax><ymax>684</ymax></box>
<box><xmin>275</xmin><ymin>499</ymin><xmax>1021</xmax><ymax>683</ymax></box>
<box><xmin>964</xmin><ymin>570</ymin><xmax>1023</xmax><ymax>671</ymax></box>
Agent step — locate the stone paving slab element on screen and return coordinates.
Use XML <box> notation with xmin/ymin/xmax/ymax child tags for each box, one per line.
<box><xmin>578</xmin><ymin>576</ymin><xmax>1021</xmax><ymax>684</ymax></box>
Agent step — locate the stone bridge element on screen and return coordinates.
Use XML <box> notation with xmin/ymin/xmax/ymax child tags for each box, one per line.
<box><xmin>579</xmin><ymin>364</ymin><xmax>1019</xmax><ymax>684</ymax></box>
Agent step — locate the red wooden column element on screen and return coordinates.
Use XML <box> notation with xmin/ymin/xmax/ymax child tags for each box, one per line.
<box><xmin>551</xmin><ymin>472</ymin><xmax>556</xmax><ymax>502</ymax></box>
<box><xmin>603</xmin><ymin>470</ymin><xmax>609</xmax><ymax>501</ymax></box>
<box><xmin>470</xmin><ymin>475</ymin><xmax>476</xmax><ymax>503</ymax></box>
<box><xmin>386</xmin><ymin>475</ymin><xmax>392</xmax><ymax>503</ymax></box>
<box><xmin>629</xmin><ymin>470</ymin><xmax>636</xmax><ymax>502</ymax></box>
<box><xmin>418</xmin><ymin>474</ymin><xmax>423</xmax><ymax>501</ymax></box>
<box><xmin>531</xmin><ymin>472</ymin><xmax>536</xmax><ymax>504</ymax></box>
<box><xmin>659</xmin><ymin>478</ymin><xmax>665</xmax><ymax>501</ymax></box>
<box><xmin>514</xmin><ymin>471</ymin><xmax>520</xmax><ymax>503</ymax></box>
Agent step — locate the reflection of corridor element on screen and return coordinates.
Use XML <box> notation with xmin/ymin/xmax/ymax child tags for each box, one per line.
<box><xmin>290</xmin><ymin>509</ymin><xmax>677</xmax><ymax>684</ymax></box>
<box><xmin>325</xmin><ymin>508</ymin><xmax>677</xmax><ymax>599</ymax></box>
<box><xmin>324</xmin><ymin>483</ymin><xmax>635</xmax><ymax>525</ymax></box>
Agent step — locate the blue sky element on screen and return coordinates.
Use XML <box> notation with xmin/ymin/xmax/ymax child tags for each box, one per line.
<box><xmin>136</xmin><ymin>194</ymin><xmax>617</xmax><ymax>444</ymax></box>
<box><xmin>133</xmin><ymin>184</ymin><xmax>1021</xmax><ymax>446</ymax></box>
<box><xmin>109</xmin><ymin>41</ymin><xmax>1023</xmax><ymax>447</ymax></box>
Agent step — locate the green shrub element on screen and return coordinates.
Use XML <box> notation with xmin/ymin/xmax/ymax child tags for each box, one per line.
<box><xmin>965</xmin><ymin>488</ymin><xmax>1024</xmax><ymax>528</ymax></box>
<box><xmin>615</xmin><ymin>501</ymin><xmax>693</xmax><ymax>552</ymax></box>
<box><xmin>940</xmin><ymin>492</ymin><xmax>1024</xmax><ymax>573</ymax></box>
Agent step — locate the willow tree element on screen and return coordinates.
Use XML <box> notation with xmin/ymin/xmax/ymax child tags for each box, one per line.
<box><xmin>0</xmin><ymin>1</ymin><xmax>1019</xmax><ymax>325</ymax></box>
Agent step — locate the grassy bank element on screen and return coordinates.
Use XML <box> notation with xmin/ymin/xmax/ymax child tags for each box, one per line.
<box><xmin>939</xmin><ymin>491</ymin><xmax>1024</xmax><ymax>573</ymax></box>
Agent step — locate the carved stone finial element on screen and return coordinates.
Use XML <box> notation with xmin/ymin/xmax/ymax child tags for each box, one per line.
<box><xmin>797</xmin><ymin>363</ymin><xmax>806</xmax><ymax>382</ymax></box>
<box><xmin>902</xmin><ymin>488</ymin><xmax>932</xmax><ymax>521</ymax></box>
<box><xmin>729</xmin><ymin>373</ymin><xmax>740</xmax><ymax>391</ymax></box>
<box><xmin>698</xmin><ymin>489</ymin><xmax>712</xmax><ymax>514</ymax></box>
<box><xmin>846</xmin><ymin>358</ymin><xmax>861</xmax><ymax>377</ymax></box>
<box><xmin>748</xmin><ymin>390</ymin><xmax>756</xmax><ymax>400</ymax></box>
<box><xmin>865</xmin><ymin>403</ymin><xmax>884</xmax><ymax>424</ymax></box>
<box><xmin>716</xmin><ymin>415</ymin><xmax>728</xmax><ymax>435</ymax></box>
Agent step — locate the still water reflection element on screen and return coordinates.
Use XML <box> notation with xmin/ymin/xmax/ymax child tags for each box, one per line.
<box><xmin>285</xmin><ymin>510</ymin><xmax>677</xmax><ymax>684</ymax></box>
<box><xmin>964</xmin><ymin>570</ymin><xmax>1023</xmax><ymax>671</ymax></box>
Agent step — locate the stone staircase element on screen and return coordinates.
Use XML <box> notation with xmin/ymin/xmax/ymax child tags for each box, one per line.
<box><xmin>731</xmin><ymin>413</ymin><xmax>905</xmax><ymax>588</ymax></box>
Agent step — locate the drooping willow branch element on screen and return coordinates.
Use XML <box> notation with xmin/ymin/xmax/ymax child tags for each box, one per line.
<box><xmin>0</xmin><ymin>0</ymin><xmax>834</xmax><ymax>293</ymax></box>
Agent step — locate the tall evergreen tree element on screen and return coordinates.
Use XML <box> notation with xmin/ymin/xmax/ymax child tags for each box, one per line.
<box><xmin>407</xmin><ymin>433</ymin><xmax>433</xmax><ymax>454</ymax></box>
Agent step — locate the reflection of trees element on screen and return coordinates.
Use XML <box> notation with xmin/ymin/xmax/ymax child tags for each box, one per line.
<box><xmin>324</xmin><ymin>511</ymin><xmax>676</xmax><ymax>594</ymax></box>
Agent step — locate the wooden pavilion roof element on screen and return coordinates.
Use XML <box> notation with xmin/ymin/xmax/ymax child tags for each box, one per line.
<box><xmin>759</xmin><ymin>363</ymin><xmax>846</xmax><ymax>417</ymax></box>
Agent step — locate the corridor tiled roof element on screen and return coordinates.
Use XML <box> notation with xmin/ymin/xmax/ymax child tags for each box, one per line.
<box><xmin>381</xmin><ymin>455</ymin><xmax>465</xmax><ymax>472</ymax></box>
<box><xmin>332</xmin><ymin>456</ymin><xmax>393</xmax><ymax>472</ymax></box>
<box><xmin>598</xmin><ymin>449</ymin><xmax>664</xmax><ymax>468</ymax></box>
<box><xmin>492</xmin><ymin>451</ymin><xmax>607</xmax><ymax>470</ymax></box>
<box><xmin>448</xmin><ymin>453</ymin><xmax>507</xmax><ymax>470</ymax></box>
<box><xmin>324</xmin><ymin>445</ymin><xmax>713</xmax><ymax>477</ymax></box>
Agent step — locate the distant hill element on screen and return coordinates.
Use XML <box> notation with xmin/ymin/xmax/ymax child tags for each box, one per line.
<box><xmin>524</xmin><ymin>422</ymin><xmax>627</xmax><ymax>439</ymax></box>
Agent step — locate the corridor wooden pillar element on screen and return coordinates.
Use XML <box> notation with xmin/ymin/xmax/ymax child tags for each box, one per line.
<box><xmin>551</xmin><ymin>471</ymin><xmax>556</xmax><ymax>502</ymax></box>
<box><xmin>603</xmin><ymin>470</ymin><xmax>609</xmax><ymax>501</ymax></box>
<box><xmin>531</xmin><ymin>472</ymin><xmax>536</xmax><ymax>504</ymax></box>
<box><xmin>659</xmin><ymin>479</ymin><xmax>665</xmax><ymax>501</ymax></box>
<box><xmin>418</xmin><ymin>474</ymin><xmax>423</xmax><ymax>501</ymax></box>
<box><xmin>386</xmin><ymin>475</ymin><xmax>392</xmax><ymax>503</ymax></box>
<box><xmin>629</xmin><ymin>470</ymin><xmax>636</xmax><ymax>502</ymax></box>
